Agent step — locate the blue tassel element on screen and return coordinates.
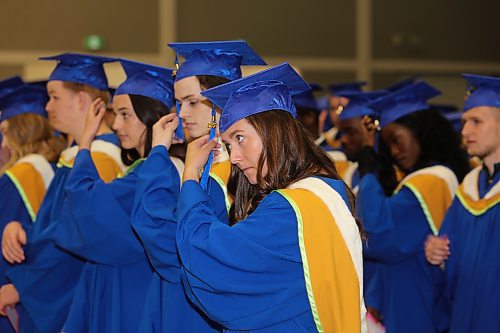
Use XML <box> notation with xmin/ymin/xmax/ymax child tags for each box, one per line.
<box><xmin>175</xmin><ymin>100</ymin><xmax>184</xmax><ymax>141</ymax></box>
<box><xmin>200</xmin><ymin>104</ymin><xmax>217</xmax><ymax>191</ymax></box>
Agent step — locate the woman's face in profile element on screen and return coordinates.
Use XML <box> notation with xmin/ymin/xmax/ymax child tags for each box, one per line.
<box><xmin>221</xmin><ymin>118</ymin><xmax>267</xmax><ymax>185</ymax></box>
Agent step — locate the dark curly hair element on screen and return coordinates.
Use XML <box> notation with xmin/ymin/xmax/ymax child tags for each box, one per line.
<box><xmin>377</xmin><ymin>108</ymin><xmax>470</xmax><ymax>194</ymax></box>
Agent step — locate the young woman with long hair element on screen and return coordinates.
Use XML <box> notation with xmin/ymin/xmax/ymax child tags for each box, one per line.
<box><xmin>176</xmin><ymin>63</ymin><xmax>366</xmax><ymax>333</ymax></box>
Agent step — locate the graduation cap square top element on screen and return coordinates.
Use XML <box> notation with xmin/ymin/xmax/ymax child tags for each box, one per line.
<box><xmin>385</xmin><ymin>76</ymin><xmax>420</xmax><ymax>92</ymax></box>
<box><xmin>462</xmin><ymin>74</ymin><xmax>500</xmax><ymax>111</ymax></box>
<box><xmin>328</xmin><ymin>81</ymin><xmax>366</xmax><ymax>96</ymax></box>
<box><xmin>201</xmin><ymin>62</ymin><xmax>310</xmax><ymax>133</ymax></box>
<box><xmin>369</xmin><ymin>81</ymin><xmax>441</xmax><ymax>128</ymax></box>
<box><xmin>0</xmin><ymin>85</ymin><xmax>48</xmax><ymax>122</ymax></box>
<box><xmin>0</xmin><ymin>76</ymin><xmax>25</xmax><ymax>100</ymax></box>
<box><xmin>292</xmin><ymin>83</ymin><xmax>323</xmax><ymax>111</ymax></box>
<box><xmin>338</xmin><ymin>90</ymin><xmax>387</xmax><ymax>121</ymax></box>
<box><xmin>168</xmin><ymin>40</ymin><xmax>267</xmax><ymax>82</ymax></box>
<box><xmin>116</xmin><ymin>59</ymin><xmax>175</xmax><ymax>109</ymax></box>
<box><xmin>39</xmin><ymin>53</ymin><xmax>117</xmax><ymax>91</ymax></box>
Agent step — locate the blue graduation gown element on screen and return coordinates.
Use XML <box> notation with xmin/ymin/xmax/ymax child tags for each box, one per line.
<box><xmin>131</xmin><ymin>146</ymin><xmax>222</xmax><ymax>332</ymax></box>
<box><xmin>0</xmin><ymin>175</ymin><xmax>35</xmax><ymax>333</ymax></box>
<box><xmin>357</xmin><ymin>173</ymin><xmax>442</xmax><ymax>333</ymax></box>
<box><xmin>6</xmin><ymin>134</ymin><xmax>121</xmax><ymax>333</ymax></box>
<box><xmin>53</xmin><ymin>149</ymin><xmax>153</xmax><ymax>333</ymax></box>
<box><xmin>435</xmin><ymin>168</ymin><xmax>500</xmax><ymax>333</ymax></box>
<box><xmin>175</xmin><ymin>177</ymin><xmax>351</xmax><ymax>332</ymax></box>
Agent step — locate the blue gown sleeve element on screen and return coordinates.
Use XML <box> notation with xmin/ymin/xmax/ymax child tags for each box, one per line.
<box><xmin>176</xmin><ymin>180</ymin><xmax>311</xmax><ymax>330</ymax></box>
<box><xmin>0</xmin><ymin>176</ymin><xmax>32</xmax><ymax>333</ymax></box>
<box><xmin>357</xmin><ymin>173</ymin><xmax>431</xmax><ymax>264</ymax></box>
<box><xmin>206</xmin><ymin>176</ymin><xmax>230</xmax><ymax>225</ymax></box>
<box><xmin>6</xmin><ymin>208</ymin><xmax>85</xmax><ymax>333</ymax></box>
<box><xmin>130</xmin><ymin>145</ymin><xmax>181</xmax><ymax>282</ymax></box>
<box><xmin>432</xmin><ymin>198</ymin><xmax>461</xmax><ymax>331</ymax></box>
<box><xmin>54</xmin><ymin>149</ymin><xmax>143</xmax><ymax>265</ymax></box>
<box><xmin>0</xmin><ymin>175</ymin><xmax>32</xmax><ymax>228</ymax></box>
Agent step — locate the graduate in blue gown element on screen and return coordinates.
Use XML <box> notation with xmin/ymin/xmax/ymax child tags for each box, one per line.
<box><xmin>0</xmin><ymin>54</ymin><xmax>125</xmax><ymax>333</ymax></box>
<box><xmin>425</xmin><ymin>74</ymin><xmax>500</xmax><ymax>333</ymax></box>
<box><xmin>336</xmin><ymin>90</ymin><xmax>387</xmax><ymax>193</ymax></box>
<box><xmin>175</xmin><ymin>63</ymin><xmax>366</xmax><ymax>332</ymax></box>
<box><xmin>52</xmin><ymin>59</ymin><xmax>181</xmax><ymax>333</ymax></box>
<box><xmin>131</xmin><ymin>41</ymin><xmax>266</xmax><ymax>332</ymax></box>
<box><xmin>0</xmin><ymin>82</ymin><xmax>64</xmax><ymax>333</ymax></box>
<box><xmin>355</xmin><ymin>81</ymin><xmax>470</xmax><ymax>333</ymax></box>
<box><xmin>317</xmin><ymin>81</ymin><xmax>366</xmax><ymax>152</ymax></box>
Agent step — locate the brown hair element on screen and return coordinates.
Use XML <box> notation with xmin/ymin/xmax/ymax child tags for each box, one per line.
<box><xmin>62</xmin><ymin>81</ymin><xmax>111</xmax><ymax>105</ymax></box>
<box><xmin>0</xmin><ymin>113</ymin><xmax>66</xmax><ymax>174</ymax></box>
<box><xmin>230</xmin><ymin>110</ymin><xmax>363</xmax><ymax>236</ymax></box>
<box><xmin>196</xmin><ymin>75</ymin><xmax>231</xmax><ymax>91</ymax></box>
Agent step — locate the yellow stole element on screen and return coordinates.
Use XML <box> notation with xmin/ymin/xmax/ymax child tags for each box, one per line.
<box><xmin>57</xmin><ymin>140</ymin><xmax>126</xmax><ymax>183</ymax></box>
<box><xmin>456</xmin><ymin>166</ymin><xmax>500</xmax><ymax>216</ymax></box>
<box><xmin>209</xmin><ymin>150</ymin><xmax>232</xmax><ymax>213</ymax></box>
<box><xmin>5</xmin><ymin>154</ymin><xmax>55</xmax><ymax>221</ymax></box>
<box><xmin>277</xmin><ymin>177</ymin><xmax>367</xmax><ymax>333</ymax></box>
<box><xmin>394</xmin><ymin>165</ymin><xmax>458</xmax><ymax>235</ymax></box>
<box><xmin>335</xmin><ymin>160</ymin><xmax>358</xmax><ymax>190</ymax></box>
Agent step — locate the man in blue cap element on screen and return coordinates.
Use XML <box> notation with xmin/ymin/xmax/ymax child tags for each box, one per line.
<box><xmin>0</xmin><ymin>53</ymin><xmax>125</xmax><ymax>333</ymax></box>
<box><xmin>425</xmin><ymin>74</ymin><xmax>500</xmax><ymax>333</ymax></box>
<box><xmin>335</xmin><ymin>90</ymin><xmax>386</xmax><ymax>193</ymax></box>
<box><xmin>293</xmin><ymin>83</ymin><xmax>321</xmax><ymax>139</ymax></box>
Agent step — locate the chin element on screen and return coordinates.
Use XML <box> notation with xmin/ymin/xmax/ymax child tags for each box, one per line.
<box><xmin>120</xmin><ymin>142</ymin><xmax>133</xmax><ymax>150</ymax></box>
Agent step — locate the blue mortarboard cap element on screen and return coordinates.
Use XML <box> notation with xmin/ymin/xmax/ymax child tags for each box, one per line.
<box><xmin>338</xmin><ymin>90</ymin><xmax>388</xmax><ymax>121</ymax></box>
<box><xmin>0</xmin><ymin>85</ymin><xmax>48</xmax><ymax>122</ymax></box>
<box><xmin>201</xmin><ymin>63</ymin><xmax>310</xmax><ymax>133</ymax></box>
<box><xmin>0</xmin><ymin>76</ymin><xmax>24</xmax><ymax>98</ymax></box>
<box><xmin>168</xmin><ymin>41</ymin><xmax>267</xmax><ymax>82</ymax></box>
<box><xmin>462</xmin><ymin>74</ymin><xmax>500</xmax><ymax>111</ymax></box>
<box><xmin>317</xmin><ymin>96</ymin><xmax>329</xmax><ymax>111</ymax></box>
<box><xmin>369</xmin><ymin>81</ymin><xmax>441</xmax><ymax>128</ymax></box>
<box><xmin>430</xmin><ymin>103</ymin><xmax>459</xmax><ymax>115</ymax></box>
<box><xmin>385</xmin><ymin>76</ymin><xmax>419</xmax><ymax>92</ymax></box>
<box><xmin>328</xmin><ymin>81</ymin><xmax>366</xmax><ymax>96</ymax></box>
<box><xmin>293</xmin><ymin>84</ymin><xmax>322</xmax><ymax>111</ymax></box>
<box><xmin>39</xmin><ymin>53</ymin><xmax>116</xmax><ymax>91</ymax></box>
<box><xmin>116</xmin><ymin>59</ymin><xmax>175</xmax><ymax>109</ymax></box>
<box><xmin>431</xmin><ymin>103</ymin><xmax>462</xmax><ymax>132</ymax></box>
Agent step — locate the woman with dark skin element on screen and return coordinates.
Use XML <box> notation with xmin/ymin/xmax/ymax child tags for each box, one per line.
<box><xmin>356</xmin><ymin>81</ymin><xmax>469</xmax><ymax>333</ymax></box>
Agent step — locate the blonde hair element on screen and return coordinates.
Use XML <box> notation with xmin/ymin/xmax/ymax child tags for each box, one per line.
<box><xmin>0</xmin><ymin>113</ymin><xmax>66</xmax><ymax>174</ymax></box>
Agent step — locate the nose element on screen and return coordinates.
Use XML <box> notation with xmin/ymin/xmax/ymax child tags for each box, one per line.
<box><xmin>45</xmin><ymin>99</ymin><xmax>53</xmax><ymax>113</ymax></box>
<box><xmin>229</xmin><ymin>147</ymin><xmax>241</xmax><ymax>166</ymax></box>
<box><xmin>178</xmin><ymin>102</ymin><xmax>188</xmax><ymax>119</ymax></box>
<box><xmin>340</xmin><ymin>133</ymin><xmax>348</xmax><ymax>145</ymax></box>
<box><xmin>461</xmin><ymin>120</ymin><xmax>471</xmax><ymax>138</ymax></box>
<box><xmin>390</xmin><ymin>143</ymin><xmax>400</xmax><ymax>159</ymax></box>
<box><xmin>112</xmin><ymin>116</ymin><xmax>120</xmax><ymax>132</ymax></box>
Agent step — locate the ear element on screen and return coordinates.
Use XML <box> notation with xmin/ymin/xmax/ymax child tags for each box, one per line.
<box><xmin>77</xmin><ymin>91</ymin><xmax>92</xmax><ymax>113</ymax></box>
